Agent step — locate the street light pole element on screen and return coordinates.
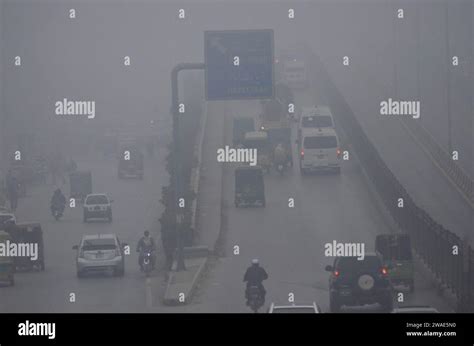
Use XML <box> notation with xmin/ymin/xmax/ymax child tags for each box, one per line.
<box><xmin>171</xmin><ymin>63</ymin><xmax>205</xmax><ymax>272</ymax></box>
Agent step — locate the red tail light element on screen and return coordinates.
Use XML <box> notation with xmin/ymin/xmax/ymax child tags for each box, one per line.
<box><xmin>333</xmin><ymin>271</ymin><xmax>340</xmax><ymax>277</ymax></box>
<box><xmin>336</xmin><ymin>148</ymin><xmax>342</xmax><ymax>158</ymax></box>
<box><xmin>381</xmin><ymin>267</ymin><xmax>388</xmax><ymax>276</ymax></box>
<box><xmin>300</xmin><ymin>149</ymin><xmax>304</xmax><ymax>157</ymax></box>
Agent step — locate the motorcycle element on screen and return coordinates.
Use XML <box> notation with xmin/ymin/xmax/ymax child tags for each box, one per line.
<box><xmin>247</xmin><ymin>285</ymin><xmax>264</xmax><ymax>313</ymax></box>
<box><xmin>51</xmin><ymin>202</ymin><xmax>65</xmax><ymax>221</ymax></box>
<box><xmin>141</xmin><ymin>252</ymin><xmax>154</xmax><ymax>277</ymax></box>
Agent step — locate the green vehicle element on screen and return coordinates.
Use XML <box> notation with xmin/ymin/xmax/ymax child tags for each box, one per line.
<box><xmin>235</xmin><ymin>166</ymin><xmax>265</xmax><ymax>208</ymax></box>
<box><xmin>0</xmin><ymin>230</ymin><xmax>15</xmax><ymax>286</ymax></box>
<box><xmin>375</xmin><ymin>233</ymin><xmax>415</xmax><ymax>292</ymax></box>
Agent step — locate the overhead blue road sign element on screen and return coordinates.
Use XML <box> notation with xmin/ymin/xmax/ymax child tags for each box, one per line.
<box><xmin>205</xmin><ymin>29</ymin><xmax>274</xmax><ymax>100</ymax></box>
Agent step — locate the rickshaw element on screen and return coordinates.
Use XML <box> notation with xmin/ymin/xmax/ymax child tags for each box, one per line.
<box><xmin>0</xmin><ymin>230</ymin><xmax>15</xmax><ymax>286</ymax></box>
<box><xmin>69</xmin><ymin>170</ymin><xmax>92</xmax><ymax>202</ymax></box>
<box><xmin>235</xmin><ymin>166</ymin><xmax>265</xmax><ymax>208</ymax></box>
<box><xmin>6</xmin><ymin>222</ymin><xmax>45</xmax><ymax>272</ymax></box>
<box><xmin>243</xmin><ymin>132</ymin><xmax>272</xmax><ymax>173</ymax></box>
<box><xmin>375</xmin><ymin>233</ymin><xmax>415</xmax><ymax>292</ymax></box>
<box><xmin>233</xmin><ymin>116</ymin><xmax>255</xmax><ymax>147</ymax></box>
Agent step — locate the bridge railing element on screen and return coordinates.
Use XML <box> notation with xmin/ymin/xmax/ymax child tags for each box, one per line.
<box><xmin>308</xmin><ymin>52</ymin><xmax>473</xmax><ymax>311</ymax></box>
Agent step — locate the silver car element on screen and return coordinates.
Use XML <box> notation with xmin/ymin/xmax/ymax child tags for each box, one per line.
<box><xmin>73</xmin><ymin>234</ymin><xmax>127</xmax><ymax>278</ymax></box>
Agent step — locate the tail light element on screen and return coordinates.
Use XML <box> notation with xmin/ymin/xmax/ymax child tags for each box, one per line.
<box><xmin>333</xmin><ymin>270</ymin><xmax>340</xmax><ymax>277</ymax></box>
<box><xmin>381</xmin><ymin>267</ymin><xmax>389</xmax><ymax>276</ymax></box>
<box><xmin>300</xmin><ymin>149</ymin><xmax>304</xmax><ymax>158</ymax></box>
<box><xmin>336</xmin><ymin>148</ymin><xmax>342</xmax><ymax>158</ymax></box>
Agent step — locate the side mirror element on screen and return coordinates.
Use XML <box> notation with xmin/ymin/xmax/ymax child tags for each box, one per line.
<box><xmin>325</xmin><ymin>265</ymin><xmax>333</xmax><ymax>272</ymax></box>
<box><xmin>72</xmin><ymin>245</ymin><xmax>78</xmax><ymax>250</ymax></box>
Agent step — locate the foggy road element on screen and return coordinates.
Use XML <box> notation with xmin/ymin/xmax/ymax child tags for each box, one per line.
<box><xmin>165</xmin><ymin>84</ymin><xmax>454</xmax><ymax>314</ymax></box>
<box><xmin>0</xmin><ymin>151</ymin><xmax>167</xmax><ymax>312</ymax></box>
<box><xmin>0</xmin><ymin>0</ymin><xmax>471</xmax><ymax>315</ymax></box>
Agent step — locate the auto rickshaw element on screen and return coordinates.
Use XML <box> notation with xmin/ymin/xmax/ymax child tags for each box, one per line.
<box><xmin>243</xmin><ymin>131</ymin><xmax>272</xmax><ymax>173</ymax></box>
<box><xmin>233</xmin><ymin>116</ymin><xmax>255</xmax><ymax>147</ymax></box>
<box><xmin>69</xmin><ymin>170</ymin><xmax>92</xmax><ymax>202</ymax></box>
<box><xmin>375</xmin><ymin>233</ymin><xmax>415</xmax><ymax>292</ymax></box>
<box><xmin>235</xmin><ymin>166</ymin><xmax>265</xmax><ymax>208</ymax></box>
<box><xmin>6</xmin><ymin>222</ymin><xmax>45</xmax><ymax>272</ymax></box>
<box><xmin>0</xmin><ymin>230</ymin><xmax>15</xmax><ymax>286</ymax></box>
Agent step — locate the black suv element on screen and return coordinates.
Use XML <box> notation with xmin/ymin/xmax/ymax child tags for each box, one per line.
<box><xmin>325</xmin><ymin>253</ymin><xmax>393</xmax><ymax>312</ymax></box>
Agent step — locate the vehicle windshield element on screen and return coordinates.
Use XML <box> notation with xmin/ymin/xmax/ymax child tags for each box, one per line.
<box><xmin>285</xmin><ymin>67</ymin><xmax>305</xmax><ymax>73</ymax></box>
<box><xmin>303</xmin><ymin>136</ymin><xmax>337</xmax><ymax>149</ymax></box>
<box><xmin>336</xmin><ymin>256</ymin><xmax>381</xmax><ymax>272</ymax></box>
<box><xmin>82</xmin><ymin>238</ymin><xmax>116</xmax><ymax>251</ymax></box>
<box><xmin>302</xmin><ymin>116</ymin><xmax>333</xmax><ymax>128</ymax></box>
<box><xmin>0</xmin><ymin>215</ymin><xmax>14</xmax><ymax>223</ymax></box>
<box><xmin>272</xmin><ymin>307</ymin><xmax>315</xmax><ymax>313</ymax></box>
<box><xmin>86</xmin><ymin>195</ymin><xmax>108</xmax><ymax>204</ymax></box>
<box><xmin>376</xmin><ymin>236</ymin><xmax>413</xmax><ymax>260</ymax></box>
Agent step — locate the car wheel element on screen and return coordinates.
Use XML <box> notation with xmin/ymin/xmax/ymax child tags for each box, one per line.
<box><xmin>329</xmin><ymin>295</ymin><xmax>341</xmax><ymax>313</ymax></box>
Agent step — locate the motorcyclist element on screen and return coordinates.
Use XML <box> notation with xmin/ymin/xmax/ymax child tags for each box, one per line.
<box><xmin>51</xmin><ymin>188</ymin><xmax>66</xmax><ymax>215</ymax></box>
<box><xmin>243</xmin><ymin>259</ymin><xmax>268</xmax><ymax>306</ymax></box>
<box><xmin>136</xmin><ymin>230</ymin><xmax>156</xmax><ymax>271</ymax></box>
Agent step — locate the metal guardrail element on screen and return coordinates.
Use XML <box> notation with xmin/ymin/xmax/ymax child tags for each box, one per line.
<box><xmin>310</xmin><ymin>53</ymin><xmax>473</xmax><ymax>311</ymax></box>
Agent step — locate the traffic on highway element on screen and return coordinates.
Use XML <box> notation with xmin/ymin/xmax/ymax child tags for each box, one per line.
<box><xmin>0</xmin><ymin>2</ymin><xmax>472</xmax><ymax>344</ymax></box>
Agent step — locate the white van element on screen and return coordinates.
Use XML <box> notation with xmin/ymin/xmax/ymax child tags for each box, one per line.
<box><xmin>299</xmin><ymin>128</ymin><xmax>341</xmax><ymax>174</ymax></box>
<box><xmin>299</xmin><ymin>106</ymin><xmax>334</xmax><ymax>130</ymax></box>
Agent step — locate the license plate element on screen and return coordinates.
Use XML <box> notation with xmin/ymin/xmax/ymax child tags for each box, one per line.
<box><xmin>340</xmin><ymin>289</ymin><xmax>351</xmax><ymax>296</ymax></box>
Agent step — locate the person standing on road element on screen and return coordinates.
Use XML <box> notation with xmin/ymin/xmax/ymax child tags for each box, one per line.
<box><xmin>161</xmin><ymin>228</ymin><xmax>177</xmax><ymax>270</ymax></box>
<box><xmin>6</xmin><ymin>170</ymin><xmax>19</xmax><ymax>211</ymax></box>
